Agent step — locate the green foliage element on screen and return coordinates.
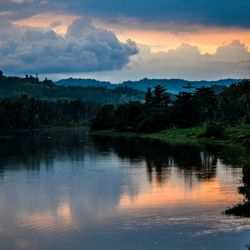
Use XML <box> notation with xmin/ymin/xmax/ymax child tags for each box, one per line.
<box><xmin>92</xmin><ymin>81</ymin><xmax>250</xmax><ymax>133</ymax></box>
<box><xmin>172</xmin><ymin>92</ymin><xmax>199</xmax><ymax>128</ymax></box>
<box><xmin>0</xmin><ymin>96</ymin><xmax>99</xmax><ymax>130</ymax></box>
<box><xmin>91</xmin><ymin>105</ymin><xmax>115</xmax><ymax>130</ymax></box>
<box><xmin>0</xmin><ymin>74</ymin><xmax>144</xmax><ymax>104</ymax></box>
<box><xmin>199</xmin><ymin>122</ymin><xmax>226</xmax><ymax>139</ymax></box>
<box><xmin>195</xmin><ymin>87</ymin><xmax>217</xmax><ymax>122</ymax></box>
<box><xmin>152</xmin><ymin>85</ymin><xmax>170</xmax><ymax>107</ymax></box>
<box><xmin>145</xmin><ymin>87</ymin><xmax>153</xmax><ymax>106</ymax></box>
<box><xmin>2</xmin><ymin>72</ymin><xmax>250</xmax><ymax>136</ymax></box>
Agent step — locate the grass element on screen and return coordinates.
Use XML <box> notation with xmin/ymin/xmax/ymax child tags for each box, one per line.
<box><xmin>224</xmin><ymin>125</ymin><xmax>250</xmax><ymax>140</ymax></box>
<box><xmin>91</xmin><ymin>127</ymin><xmax>205</xmax><ymax>146</ymax></box>
<box><xmin>92</xmin><ymin>125</ymin><xmax>250</xmax><ymax>148</ymax></box>
<box><xmin>94</xmin><ymin>126</ymin><xmax>250</xmax><ymax>218</ymax></box>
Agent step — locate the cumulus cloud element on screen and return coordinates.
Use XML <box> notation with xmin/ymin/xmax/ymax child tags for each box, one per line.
<box><xmin>0</xmin><ymin>17</ymin><xmax>138</xmax><ymax>74</ymax></box>
<box><xmin>125</xmin><ymin>41</ymin><xmax>250</xmax><ymax>80</ymax></box>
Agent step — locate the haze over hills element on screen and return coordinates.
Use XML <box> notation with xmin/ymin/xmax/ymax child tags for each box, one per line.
<box><xmin>0</xmin><ymin>70</ymin><xmax>242</xmax><ymax>104</ymax></box>
<box><xmin>56</xmin><ymin>78</ymin><xmax>240</xmax><ymax>93</ymax></box>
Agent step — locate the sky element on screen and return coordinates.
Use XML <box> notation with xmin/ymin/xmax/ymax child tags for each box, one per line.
<box><xmin>1</xmin><ymin>0</ymin><xmax>250</xmax><ymax>82</ymax></box>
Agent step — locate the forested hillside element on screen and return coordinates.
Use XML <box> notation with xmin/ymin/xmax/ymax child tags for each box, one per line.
<box><xmin>92</xmin><ymin>80</ymin><xmax>250</xmax><ymax>133</ymax></box>
<box><xmin>0</xmin><ymin>72</ymin><xmax>144</xmax><ymax>104</ymax></box>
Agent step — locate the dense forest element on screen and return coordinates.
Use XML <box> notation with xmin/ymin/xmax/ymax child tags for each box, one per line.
<box><xmin>1</xmin><ymin>70</ymin><xmax>249</xmax><ymax>134</ymax></box>
<box><xmin>0</xmin><ymin>71</ymin><xmax>144</xmax><ymax>104</ymax></box>
<box><xmin>0</xmin><ymin>95</ymin><xmax>100</xmax><ymax>130</ymax></box>
<box><xmin>92</xmin><ymin>80</ymin><xmax>250</xmax><ymax>133</ymax></box>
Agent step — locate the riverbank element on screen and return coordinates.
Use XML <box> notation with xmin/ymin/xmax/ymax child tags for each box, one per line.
<box><xmin>92</xmin><ymin>126</ymin><xmax>250</xmax><ymax>148</ymax></box>
<box><xmin>0</xmin><ymin>124</ymin><xmax>89</xmax><ymax>138</ymax></box>
<box><xmin>93</xmin><ymin>126</ymin><xmax>250</xmax><ymax>218</ymax></box>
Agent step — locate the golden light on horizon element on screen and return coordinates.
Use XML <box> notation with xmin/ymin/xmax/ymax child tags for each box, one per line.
<box><xmin>13</xmin><ymin>12</ymin><xmax>79</xmax><ymax>35</ymax></box>
<box><xmin>93</xmin><ymin>19</ymin><xmax>250</xmax><ymax>54</ymax></box>
<box><xmin>115</xmin><ymin>28</ymin><xmax>250</xmax><ymax>54</ymax></box>
<box><xmin>13</xmin><ymin>15</ymin><xmax>250</xmax><ymax>55</ymax></box>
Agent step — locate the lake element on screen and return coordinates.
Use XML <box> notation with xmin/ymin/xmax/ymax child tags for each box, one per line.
<box><xmin>0</xmin><ymin>129</ymin><xmax>249</xmax><ymax>250</ymax></box>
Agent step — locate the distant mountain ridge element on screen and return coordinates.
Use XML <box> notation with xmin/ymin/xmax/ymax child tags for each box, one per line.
<box><xmin>0</xmin><ymin>71</ymin><xmax>242</xmax><ymax>104</ymax></box>
<box><xmin>56</xmin><ymin>78</ymin><xmax>240</xmax><ymax>93</ymax></box>
<box><xmin>56</xmin><ymin>78</ymin><xmax>112</xmax><ymax>88</ymax></box>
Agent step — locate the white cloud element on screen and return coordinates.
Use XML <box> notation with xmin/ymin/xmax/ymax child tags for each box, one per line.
<box><xmin>124</xmin><ymin>41</ymin><xmax>250</xmax><ymax>80</ymax></box>
<box><xmin>0</xmin><ymin>17</ymin><xmax>138</xmax><ymax>74</ymax></box>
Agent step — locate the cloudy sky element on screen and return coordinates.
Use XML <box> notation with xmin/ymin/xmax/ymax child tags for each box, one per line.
<box><xmin>1</xmin><ymin>0</ymin><xmax>250</xmax><ymax>82</ymax></box>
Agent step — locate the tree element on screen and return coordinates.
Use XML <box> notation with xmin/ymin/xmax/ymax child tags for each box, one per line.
<box><xmin>91</xmin><ymin>105</ymin><xmax>115</xmax><ymax>130</ymax></box>
<box><xmin>145</xmin><ymin>88</ymin><xmax>153</xmax><ymax>106</ymax></box>
<box><xmin>114</xmin><ymin>101</ymin><xmax>143</xmax><ymax>131</ymax></box>
<box><xmin>153</xmin><ymin>85</ymin><xmax>170</xmax><ymax>107</ymax></box>
<box><xmin>172</xmin><ymin>92</ymin><xmax>198</xmax><ymax>127</ymax></box>
<box><xmin>241</xmin><ymin>80</ymin><xmax>250</xmax><ymax>117</ymax></box>
<box><xmin>194</xmin><ymin>87</ymin><xmax>217</xmax><ymax>123</ymax></box>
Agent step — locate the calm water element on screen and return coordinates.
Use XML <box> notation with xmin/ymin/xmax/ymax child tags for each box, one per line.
<box><xmin>0</xmin><ymin>130</ymin><xmax>249</xmax><ymax>250</ymax></box>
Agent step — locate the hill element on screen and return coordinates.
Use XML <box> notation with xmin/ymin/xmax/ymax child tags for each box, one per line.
<box><xmin>56</xmin><ymin>78</ymin><xmax>113</xmax><ymax>88</ymax></box>
<box><xmin>56</xmin><ymin>77</ymin><xmax>239</xmax><ymax>93</ymax></box>
<box><xmin>0</xmin><ymin>74</ymin><xmax>144</xmax><ymax>104</ymax></box>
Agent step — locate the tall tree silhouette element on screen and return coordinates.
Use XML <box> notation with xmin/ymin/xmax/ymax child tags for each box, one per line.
<box><xmin>153</xmin><ymin>85</ymin><xmax>170</xmax><ymax>107</ymax></box>
<box><xmin>194</xmin><ymin>87</ymin><xmax>217</xmax><ymax>123</ymax></box>
<box><xmin>145</xmin><ymin>87</ymin><xmax>153</xmax><ymax>106</ymax></box>
<box><xmin>241</xmin><ymin>80</ymin><xmax>250</xmax><ymax>117</ymax></box>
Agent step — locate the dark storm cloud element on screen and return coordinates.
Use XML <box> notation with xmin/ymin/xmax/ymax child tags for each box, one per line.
<box><xmin>0</xmin><ymin>17</ymin><xmax>138</xmax><ymax>74</ymax></box>
<box><xmin>2</xmin><ymin>0</ymin><xmax>250</xmax><ymax>28</ymax></box>
<box><xmin>58</xmin><ymin>0</ymin><xmax>250</xmax><ymax>28</ymax></box>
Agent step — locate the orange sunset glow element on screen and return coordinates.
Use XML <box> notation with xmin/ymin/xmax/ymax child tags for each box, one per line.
<box><xmin>115</xmin><ymin>28</ymin><xmax>250</xmax><ymax>54</ymax></box>
<box><xmin>13</xmin><ymin>13</ymin><xmax>80</xmax><ymax>35</ymax></box>
<box><xmin>18</xmin><ymin>202</ymin><xmax>77</xmax><ymax>232</ymax></box>
<box><xmin>13</xmin><ymin>15</ymin><xmax>250</xmax><ymax>55</ymax></box>
<box><xmin>119</xmin><ymin>168</ymin><xmax>241</xmax><ymax>210</ymax></box>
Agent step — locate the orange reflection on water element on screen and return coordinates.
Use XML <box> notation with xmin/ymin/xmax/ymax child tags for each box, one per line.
<box><xmin>119</xmin><ymin>168</ymin><xmax>241</xmax><ymax>210</ymax></box>
<box><xmin>18</xmin><ymin>202</ymin><xmax>77</xmax><ymax>231</ymax></box>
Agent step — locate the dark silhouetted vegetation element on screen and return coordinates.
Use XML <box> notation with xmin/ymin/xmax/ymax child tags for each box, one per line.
<box><xmin>225</xmin><ymin>162</ymin><xmax>250</xmax><ymax>217</ymax></box>
<box><xmin>0</xmin><ymin>95</ymin><xmax>100</xmax><ymax>131</ymax></box>
<box><xmin>0</xmin><ymin>72</ymin><xmax>144</xmax><ymax>104</ymax></box>
<box><xmin>92</xmin><ymin>81</ymin><xmax>250</xmax><ymax>134</ymax></box>
<box><xmin>57</xmin><ymin>77</ymin><xmax>236</xmax><ymax>93</ymax></box>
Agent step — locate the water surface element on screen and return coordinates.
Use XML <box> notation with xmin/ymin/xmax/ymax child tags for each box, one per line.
<box><xmin>0</xmin><ymin>130</ymin><xmax>249</xmax><ymax>250</ymax></box>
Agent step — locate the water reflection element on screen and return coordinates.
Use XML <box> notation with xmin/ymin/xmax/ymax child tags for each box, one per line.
<box><xmin>92</xmin><ymin>136</ymin><xmax>243</xmax><ymax>185</ymax></box>
<box><xmin>19</xmin><ymin>201</ymin><xmax>76</xmax><ymax>231</ymax></box>
<box><xmin>0</xmin><ymin>130</ymin><xmax>249</xmax><ymax>250</ymax></box>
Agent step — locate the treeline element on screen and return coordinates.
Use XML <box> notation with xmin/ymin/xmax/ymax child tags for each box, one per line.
<box><xmin>0</xmin><ymin>71</ymin><xmax>144</xmax><ymax>104</ymax></box>
<box><xmin>0</xmin><ymin>95</ymin><xmax>100</xmax><ymax>130</ymax></box>
<box><xmin>92</xmin><ymin>80</ymin><xmax>250</xmax><ymax>132</ymax></box>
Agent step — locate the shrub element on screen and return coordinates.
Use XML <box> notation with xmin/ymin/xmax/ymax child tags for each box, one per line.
<box><xmin>198</xmin><ymin>122</ymin><xmax>225</xmax><ymax>139</ymax></box>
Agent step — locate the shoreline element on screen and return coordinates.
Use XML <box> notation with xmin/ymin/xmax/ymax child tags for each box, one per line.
<box><xmin>2</xmin><ymin>125</ymin><xmax>250</xmax><ymax>150</ymax></box>
<box><xmin>91</xmin><ymin>126</ymin><xmax>250</xmax><ymax>149</ymax></box>
<box><xmin>0</xmin><ymin>124</ymin><xmax>89</xmax><ymax>138</ymax></box>
<box><xmin>92</xmin><ymin>126</ymin><xmax>250</xmax><ymax>218</ymax></box>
